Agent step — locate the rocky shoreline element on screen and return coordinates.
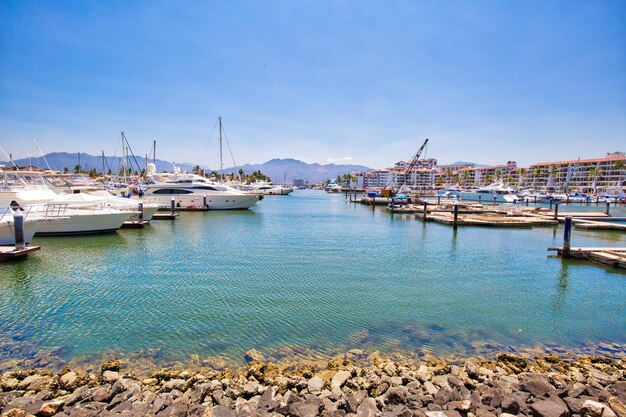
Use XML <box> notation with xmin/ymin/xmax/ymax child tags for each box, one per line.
<box><xmin>0</xmin><ymin>349</ymin><xmax>624</xmax><ymax>417</ymax></box>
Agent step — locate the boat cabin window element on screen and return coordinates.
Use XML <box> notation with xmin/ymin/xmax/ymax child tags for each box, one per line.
<box><xmin>152</xmin><ymin>189</ymin><xmax>194</xmax><ymax>194</ymax></box>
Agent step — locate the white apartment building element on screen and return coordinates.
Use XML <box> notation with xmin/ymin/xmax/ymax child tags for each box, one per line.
<box><xmin>521</xmin><ymin>152</ymin><xmax>626</xmax><ymax>192</ymax></box>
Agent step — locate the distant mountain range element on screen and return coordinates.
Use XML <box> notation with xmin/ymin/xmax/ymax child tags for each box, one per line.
<box><xmin>0</xmin><ymin>153</ymin><xmax>370</xmax><ymax>184</ymax></box>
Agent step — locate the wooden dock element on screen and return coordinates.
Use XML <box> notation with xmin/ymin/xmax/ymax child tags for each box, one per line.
<box><xmin>151</xmin><ymin>213</ymin><xmax>179</xmax><ymax>220</ymax></box>
<box><xmin>572</xmin><ymin>219</ymin><xmax>626</xmax><ymax>231</ymax></box>
<box><xmin>423</xmin><ymin>212</ymin><xmax>558</xmax><ymax>228</ymax></box>
<box><xmin>548</xmin><ymin>247</ymin><xmax>626</xmax><ymax>269</ymax></box>
<box><xmin>121</xmin><ymin>220</ymin><xmax>150</xmax><ymax>229</ymax></box>
<box><xmin>0</xmin><ymin>245</ymin><xmax>40</xmax><ymax>261</ymax></box>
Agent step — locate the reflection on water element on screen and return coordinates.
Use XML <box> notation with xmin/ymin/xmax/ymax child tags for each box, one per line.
<box><xmin>0</xmin><ymin>191</ymin><xmax>625</xmax><ymax>368</ymax></box>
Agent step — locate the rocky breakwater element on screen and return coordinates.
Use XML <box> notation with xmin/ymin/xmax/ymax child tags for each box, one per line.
<box><xmin>0</xmin><ymin>350</ymin><xmax>624</xmax><ymax>417</ymax></box>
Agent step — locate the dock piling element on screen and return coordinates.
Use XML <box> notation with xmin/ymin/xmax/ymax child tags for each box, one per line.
<box><xmin>554</xmin><ymin>202</ymin><xmax>559</xmax><ymax>220</ymax></box>
<box><xmin>13</xmin><ymin>210</ymin><xmax>25</xmax><ymax>250</ymax></box>
<box><xmin>138</xmin><ymin>202</ymin><xmax>144</xmax><ymax>221</ymax></box>
<box><xmin>453</xmin><ymin>204</ymin><xmax>459</xmax><ymax>229</ymax></box>
<box><xmin>563</xmin><ymin>216</ymin><xmax>572</xmax><ymax>258</ymax></box>
<box><xmin>423</xmin><ymin>201</ymin><xmax>428</xmax><ymax>220</ymax></box>
<box><xmin>606</xmin><ymin>202</ymin><xmax>610</xmax><ymax>215</ymax></box>
<box><xmin>549</xmin><ymin>199</ymin><xmax>553</xmax><ymax>210</ymax></box>
<box><xmin>493</xmin><ymin>196</ymin><xmax>497</xmax><ymax>205</ymax></box>
<box><xmin>170</xmin><ymin>197</ymin><xmax>176</xmax><ymax>215</ymax></box>
<box><xmin>525</xmin><ymin>198</ymin><xmax>529</xmax><ymax>207</ymax></box>
<box><xmin>203</xmin><ymin>195</ymin><xmax>208</xmax><ymax>209</ymax></box>
<box><xmin>437</xmin><ymin>196</ymin><xmax>441</xmax><ymax>205</ymax></box>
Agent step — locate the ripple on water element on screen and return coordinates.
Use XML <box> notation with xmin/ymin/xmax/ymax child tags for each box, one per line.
<box><xmin>0</xmin><ymin>191</ymin><xmax>625</xmax><ymax>367</ymax></box>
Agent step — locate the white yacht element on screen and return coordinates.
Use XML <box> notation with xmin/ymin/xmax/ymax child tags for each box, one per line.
<box><xmin>144</xmin><ymin>170</ymin><xmax>262</xmax><ymax>210</ymax></box>
<box><xmin>43</xmin><ymin>174</ymin><xmax>159</xmax><ymax>221</ymax></box>
<box><xmin>0</xmin><ymin>171</ymin><xmax>133</xmax><ymax>235</ymax></box>
<box><xmin>249</xmin><ymin>181</ymin><xmax>293</xmax><ymax>196</ymax></box>
<box><xmin>458</xmin><ymin>184</ymin><xmax>518</xmax><ymax>203</ymax></box>
<box><xmin>325</xmin><ymin>182</ymin><xmax>342</xmax><ymax>193</ymax></box>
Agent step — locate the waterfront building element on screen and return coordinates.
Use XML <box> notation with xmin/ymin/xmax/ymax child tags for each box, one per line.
<box><xmin>451</xmin><ymin>161</ymin><xmax>518</xmax><ymax>187</ymax></box>
<box><xmin>363</xmin><ymin>167</ymin><xmax>436</xmax><ymax>190</ymax></box>
<box><xmin>293</xmin><ymin>178</ymin><xmax>305</xmax><ymax>187</ymax></box>
<box><xmin>520</xmin><ymin>152</ymin><xmax>626</xmax><ymax>193</ymax></box>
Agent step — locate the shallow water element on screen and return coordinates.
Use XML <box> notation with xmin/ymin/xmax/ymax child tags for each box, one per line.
<box><xmin>1</xmin><ymin>191</ymin><xmax>625</xmax><ymax>367</ymax></box>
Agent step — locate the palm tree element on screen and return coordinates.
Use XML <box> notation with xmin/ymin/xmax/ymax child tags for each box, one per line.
<box><xmin>549</xmin><ymin>165</ymin><xmax>559</xmax><ymax>187</ymax></box>
<box><xmin>587</xmin><ymin>167</ymin><xmax>603</xmax><ymax>194</ymax></box>
<box><xmin>238</xmin><ymin>168</ymin><xmax>244</xmax><ymax>181</ymax></box>
<box><xmin>614</xmin><ymin>160</ymin><xmax>625</xmax><ymax>191</ymax></box>
<box><xmin>494</xmin><ymin>169</ymin><xmax>502</xmax><ymax>183</ymax></box>
<box><xmin>518</xmin><ymin>167</ymin><xmax>526</xmax><ymax>187</ymax></box>
<box><xmin>461</xmin><ymin>170</ymin><xmax>470</xmax><ymax>186</ymax></box>
<box><xmin>484</xmin><ymin>173</ymin><xmax>494</xmax><ymax>185</ymax></box>
<box><xmin>532</xmin><ymin>167</ymin><xmax>543</xmax><ymax>187</ymax></box>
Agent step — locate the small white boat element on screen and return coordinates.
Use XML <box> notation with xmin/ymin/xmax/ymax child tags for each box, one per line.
<box><xmin>249</xmin><ymin>181</ymin><xmax>293</xmax><ymax>195</ymax></box>
<box><xmin>458</xmin><ymin>184</ymin><xmax>518</xmax><ymax>203</ymax></box>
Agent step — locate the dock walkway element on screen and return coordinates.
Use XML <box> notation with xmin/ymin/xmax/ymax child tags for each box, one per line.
<box><xmin>548</xmin><ymin>247</ymin><xmax>626</xmax><ymax>269</ymax></box>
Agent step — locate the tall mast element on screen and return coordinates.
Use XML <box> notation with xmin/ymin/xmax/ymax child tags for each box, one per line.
<box><xmin>219</xmin><ymin>116</ymin><xmax>224</xmax><ymax>182</ymax></box>
<box><xmin>153</xmin><ymin>140</ymin><xmax>156</xmax><ymax>167</ymax></box>
<box><xmin>121</xmin><ymin>131</ymin><xmax>127</xmax><ymax>183</ymax></box>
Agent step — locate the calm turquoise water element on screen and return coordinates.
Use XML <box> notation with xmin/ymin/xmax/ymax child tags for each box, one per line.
<box><xmin>1</xmin><ymin>191</ymin><xmax>625</xmax><ymax>367</ymax></box>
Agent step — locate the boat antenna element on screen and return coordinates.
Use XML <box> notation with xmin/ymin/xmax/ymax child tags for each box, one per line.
<box><xmin>219</xmin><ymin>116</ymin><xmax>224</xmax><ymax>182</ymax></box>
<box><xmin>34</xmin><ymin>139</ymin><xmax>52</xmax><ymax>171</ymax></box>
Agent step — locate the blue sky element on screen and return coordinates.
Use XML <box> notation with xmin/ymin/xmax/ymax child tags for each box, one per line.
<box><xmin>1</xmin><ymin>0</ymin><xmax>625</xmax><ymax>169</ymax></box>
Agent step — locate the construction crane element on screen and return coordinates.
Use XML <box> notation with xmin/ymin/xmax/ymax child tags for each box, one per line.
<box><xmin>396</xmin><ymin>138</ymin><xmax>429</xmax><ymax>194</ymax></box>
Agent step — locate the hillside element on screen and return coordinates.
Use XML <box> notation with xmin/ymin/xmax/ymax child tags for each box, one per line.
<box><xmin>0</xmin><ymin>153</ymin><xmax>369</xmax><ymax>184</ymax></box>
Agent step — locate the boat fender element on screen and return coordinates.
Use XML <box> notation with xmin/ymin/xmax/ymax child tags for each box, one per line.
<box><xmin>176</xmin><ymin>202</ymin><xmax>181</xmax><ymax>208</ymax></box>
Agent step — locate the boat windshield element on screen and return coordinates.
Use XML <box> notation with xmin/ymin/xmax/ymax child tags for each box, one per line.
<box><xmin>0</xmin><ymin>172</ymin><xmax>47</xmax><ymax>190</ymax></box>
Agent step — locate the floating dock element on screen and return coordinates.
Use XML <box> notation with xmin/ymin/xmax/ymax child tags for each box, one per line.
<box><xmin>151</xmin><ymin>213</ymin><xmax>179</xmax><ymax>220</ymax></box>
<box><xmin>121</xmin><ymin>220</ymin><xmax>150</xmax><ymax>229</ymax></box>
<box><xmin>572</xmin><ymin>219</ymin><xmax>626</xmax><ymax>231</ymax></box>
<box><xmin>423</xmin><ymin>212</ymin><xmax>558</xmax><ymax>228</ymax></box>
<box><xmin>548</xmin><ymin>247</ymin><xmax>626</xmax><ymax>269</ymax></box>
<box><xmin>0</xmin><ymin>245</ymin><xmax>40</xmax><ymax>261</ymax></box>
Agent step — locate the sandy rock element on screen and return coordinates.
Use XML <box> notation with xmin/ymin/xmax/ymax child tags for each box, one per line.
<box><xmin>608</xmin><ymin>397</ymin><xmax>626</xmax><ymax>417</ymax></box>
<box><xmin>101</xmin><ymin>371</ymin><xmax>121</xmax><ymax>383</ymax></box>
<box><xmin>308</xmin><ymin>377</ymin><xmax>325</xmax><ymax>394</ymax></box>
<box><xmin>331</xmin><ymin>371</ymin><xmax>352</xmax><ymax>390</ymax></box>
<box><xmin>582</xmin><ymin>400</ymin><xmax>618</xmax><ymax>417</ymax></box>
<box><xmin>37</xmin><ymin>400</ymin><xmax>64</xmax><ymax>417</ymax></box>
<box><xmin>162</xmin><ymin>379</ymin><xmax>187</xmax><ymax>392</ymax></box>
<box><xmin>244</xmin><ymin>349</ymin><xmax>265</xmax><ymax>363</ymax></box>
<box><xmin>529</xmin><ymin>398</ymin><xmax>570</xmax><ymax>417</ymax></box>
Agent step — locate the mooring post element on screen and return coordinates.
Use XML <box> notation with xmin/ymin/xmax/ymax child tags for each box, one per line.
<box><xmin>563</xmin><ymin>216</ymin><xmax>572</xmax><ymax>258</ymax></box>
<box><xmin>453</xmin><ymin>203</ymin><xmax>459</xmax><ymax>229</ymax></box>
<box><xmin>423</xmin><ymin>201</ymin><xmax>428</xmax><ymax>220</ymax></box>
<box><xmin>554</xmin><ymin>202</ymin><xmax>559</xmax><ymax>220</ymax></box>
<box><xmin>493</xmin><ymin>196</ymin><xmax>497</xmax><ymax>205</ymax></box>
<box><xmin>566</xmin><ymin>195</ymin><xmax>570</xmax><ymax>204</ymax></box>
<box><xmin>549</xmin><ymin>199</ymin><xmax>553</xmax><ymax>210</ymax></box>
<box><xmin>478</xmin><ymin>195</ymin><xmax>481</xmax><ymax>204</ymax></box>
<box><xmin>203</xmin><ymin>194</ymin><xmax>208</xmax><ymax>209</ymax></box>
<box><xmin>534</xmin><ymin>196</ymin><xmax>537</xmax><ymax>204</ymax></box>
<box><xmin>606</xmin><ymin>201</ymin><xmax>610</xmax><ymax>215</ymax></box>
<box><xmin>525</xmin><ymin>197</ymin><xmax>529</xmax><ymax>207</ymax></box>
<box><xmin>437</xmin><ymin>196</ymin><xmax>440</xmax><ymax>205</ymax></box>
<box><xmin>13</xmin><ymin>210</ymin><xmax>25</xmax><ymax>250</ymax></box>
<box><xmin>170</xmin><ymin>197</ymin><xmax>176</xmax><ymax>214</ymax></box>
<box><xmin>138</xmin><ymin>202</ymin><xmax>144</xmax><ymax>221</ymax></box>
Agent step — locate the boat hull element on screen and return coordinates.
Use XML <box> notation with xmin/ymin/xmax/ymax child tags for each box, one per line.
<box><xmin>35</xmin><ymin>211</ymin><xmax>132</xmax><ymax>236</ymax></box>
<box><xmin>144</xmin><ymin>194</ymin><xmax>261</xmax><ymax>210</ymax></box>
<box><xmin>0</xmin><ymin>219</ymin><xmax>39</xmax><ymax>245</ymax></box>
<box><xmin>458</xmin><ymin>192</ymin><xmax>517</xmax><ymax>203</ymax></box>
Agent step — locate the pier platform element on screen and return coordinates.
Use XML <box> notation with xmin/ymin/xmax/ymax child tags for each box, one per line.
<box><xmin>151</xmin><ymin>213</ymin><xmax>179</xmax><ymax>220</ymax></box>
<box><xmin>423</xmin><ymin>212</ymin><xmax>558</xmax><ymax>228</ymax></box>
<box><xmin>572</xmin><ymin>219</ymin><xmax>626</xmax><ymax>231</ymax></box>
<box><xmin>121</xmin><ymin>220</ymin><xmax>150</xmax><ymax>229</ymax></box>
<box><xmin>0</xmin><ymin>245</ymin><xmax>40</xmax><ymax>261</ymax></box>
<box><xmin>548</xmin><ymin>247</ymin><xmax>626</xmax><ymax>269</ymax></box>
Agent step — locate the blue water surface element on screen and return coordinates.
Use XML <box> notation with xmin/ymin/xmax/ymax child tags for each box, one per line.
<box><xmin>0</xmin><ymin>191</ymin><xmax>625</xmax><ymax>366</ymax></box>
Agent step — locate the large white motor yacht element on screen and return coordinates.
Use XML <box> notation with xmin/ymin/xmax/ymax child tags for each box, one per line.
<box><xmin>144</xmin><ymin>171</ymin><xmax>262</xmax><ymax>210</ymax></box>
<box><xmin>458</xmin><ymin>184</ymin><xmax>518</xmax><ymax>203</ymax></box>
